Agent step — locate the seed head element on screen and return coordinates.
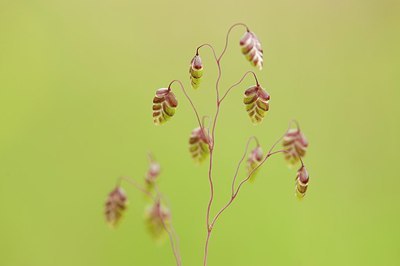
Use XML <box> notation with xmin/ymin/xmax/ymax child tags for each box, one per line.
<box><xmin>282</xmin><ymin>128</ymin><xmax>308</xmax><ymax>165</ymax></box>
<box><xmin>152</xmin><ymin>88</ymin><xmax>178</xmax><ymax>125</ymax></box>
<box><xmin>295</xmin><ymin>166</ymin><xmax>309</xmax><ymax>199</ymax></box>
<box><xmin>146</xmin><ymin>161</ymin><xmax>161</xmax><ymax>184</ymax></box>
<box><xmin>189</xmin><ymin>127</ymin><xmax>210</xmax><ymax>163</ymax></box>
<box><xmin>240</xmin><ymin>31</ymin><xmax>263</xmax><ymax>70</ymax></box>
<box><xmin>189</xmin><ymin>55</ymin><xmax>204</xmax><ymax>89</ymax></box>
<box><xmin>243</xmin><ymin>85</ymin><xmax>270</xmax><ymax>124</ymax></box>
<box><xmin>247</xmin><ymin>146</ymin><xmax>263</xmax><ymax>182</ymax></box>
<box><xmin>145</xmin><ymin>201</ymin><xmax>171</xmax><ymax>240</ymax></box>
<box><xmin>104</xmin><ymin>186</ymin><xmax>127</xmax><ymax>228</ymax></box>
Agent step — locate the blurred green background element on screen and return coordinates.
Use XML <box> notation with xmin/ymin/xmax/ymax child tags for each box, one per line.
<box><xmin>0</xmin><ymin>0</ymin><xmax>399</xmax><ymax>265</ymax></box>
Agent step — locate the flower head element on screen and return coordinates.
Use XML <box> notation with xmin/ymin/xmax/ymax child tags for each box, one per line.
<box><xmin>247</xmin><ymin>146</ymin><xmax>263</xmax><ymax>182</ymax></box>
<box><xmin>243</xmin><ymin>85</ymin><xmax>270</xmax><ymax>124</ymax></box>
<box><xmin>189</xmin><ymin>55</ymin><xmax>204</xmax><ymax>89</ymax></box>
<box><xmin>189</xmin><ymin>127</ymin><xmax>210</xmax><ymax>163</ymax></box>
<box><xmin>240</xmin><ymin>31</ymin><xmax>263</xmax><ymax>70</ymax></box>
<box><xmin>104</xmin><ymin>187</ymin><xmax>127</xmax><ymax>227</ymax></box>
<box><xmin>152</xmin><ymin>88</ymin><xmax>178</xmax><ymax>125</ymax></box>
<box><xmin>295</xmin><ymin>166</ymin><xmax>309</xmax><ymax>199</ymax></box>
<box><xmin>282</xmin><ymin>128</ymin><xmax>308</xmax><ymax>165</ymax></box>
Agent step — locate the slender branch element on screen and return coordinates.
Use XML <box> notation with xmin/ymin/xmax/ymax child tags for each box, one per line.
<box><xmin>231</xmin><ymin>136</ymin><xmax>259</xmax><ymax>196</ymax></box>
<box><xmin>154</xmin><ymin>185</ymin><xmax>182</xmax><ymax>266</ymax></box>
<box><xmin>203</xmin><ymin>23</ymin><xmax>249</xmax><ymax>266</ymax></box>
<box><xmin>117</xmin><ymin>176</ymin><xmax>154</xmax><ymax>200</ymax></box>
<box><xmin>218</xmin><ymin>23</ymin><xmax>249</xmax><ymax>61</ymax></box>
<box><xmin>196</xmin><ymin>43</ymin><xmax>218</xmax><ymax>62</ymax></box>
<box><xmin>220</xmin><ymin>70</ymin><xmax>259</xmax><ymax>103</ymax></box>
<box><xmin>211</xmin><ymin>149</ymin><xmax>287</xmax><ymax>230</ymax></box>
<box><xmin>168</xmin><ymin>79</ymin><xmax>202</xmax><ymax>129</ymax></box>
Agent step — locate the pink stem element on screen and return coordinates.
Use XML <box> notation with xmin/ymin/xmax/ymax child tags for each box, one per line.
<box><xmin>168</xmin><ymin>79</ymin><xmax>203</xmax><ymax>130</ymax></box>
<box><xmin>219</xmin><ymin>70</ymin><xmax>259</xmax><ymax>103</ymax></box>
<box><xmin>203</xmin><ymin>23</ymin><xmax>250</xmax><ymax>266</ymax></box>
<box><xmin>154</xmin><ymin>185</ymin><xmax>182</xmax><ymax>266</ymax></box>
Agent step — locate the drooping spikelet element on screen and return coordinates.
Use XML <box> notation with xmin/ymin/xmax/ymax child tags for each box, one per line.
<box><xmin>105</xmin><ymin>187</ymin><xmax>127</xmax><ymax>227</ymax></box>
<box><xmin>295</xmin><ymin>166</ymin><xmax>309</xmax><ymax>199</ymax></box>
<box><xmin>239</xmin><ymin>31</ymin><xmax>263</xmax><ymax>70</ymax></box>
<box><xmin>247</xmin><ymin>146</ymin><xmax>263</xmax><ymax>182</ymax></box>
<box><xmin>146</xmin><ymin>160</ymin><xmax>161</xmax><ymax>184</ymax></box>
<box><xmin>189</xmin><ymin>55</ymin><xmax>203</xmax><ymax>89</ymax></box>
<box><xmin>145</xmin><ymin>201</ymin><xmax>171</xmax><ymax>240</ymax></box>
<box><xmin>243</xmin><ymin>85</ymin><xmax>270</xmax><ymax>124</ymax></box>
<box><xmin>152</xmin><ymin>88</ymin><xmax>178</xmax><ymax>125</ymax></box>
<box><xmin>189</xmin><ymin>127</ymin><xmax>210</xmax><ymax>163</ymax></box>
<box><xmin>282</xmin><ymin>128</ymin><xmax>308</xmax><ymax>165</ymax></box>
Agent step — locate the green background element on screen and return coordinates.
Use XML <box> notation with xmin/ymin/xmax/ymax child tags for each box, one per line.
<box><xmin>0</xmin><ymin>0</ymin><xmax>399</xmax><ymax>265</ymax></box>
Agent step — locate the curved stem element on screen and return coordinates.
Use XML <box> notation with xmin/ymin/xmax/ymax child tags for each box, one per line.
<box><xmin>203</xmin><ymin>23</ymin><xmax>250</xmax><ymax>266</ymax></box>
<box><xmin>168</xmin><ymin>79</ymin><xmax>202</xmax><ymax>129</ymax></box>
<box><xmin>196</xmin><ymin>43</ymin><xmax>218</xmax><ymax>62</ymax></box>
<box><xmin>204</xmin><ymin>123</ymin><xmax>292</xmax><ymax>262</ymax></box>
<box><xmin>231</xmin><ymin>136</ymin><xmax>259</xmax><ymax>196</ymax></box>
<box><xmin>118</xmin><ymin>176</ymin><xmax>154</xmax><ymax>200</ymax></box>
<box><xmin>219</xmin><ymin>71</ymin><xmax>259</xmax><ymax>103</ymax></box>
<box><xmin>218</xmin><ymin>23</ymin><xmax>249</xmax><ymax>61</ymax></box>
<box><xmin>154</xmin><ymin>186</ymin><xmax>182</xmax><ymax>266</ymax></box>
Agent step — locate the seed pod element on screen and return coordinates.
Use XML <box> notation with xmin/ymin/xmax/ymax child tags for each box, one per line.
<box><xmin>295</xmin><ymin>166</ymin><xmax>309</xmax><ymax>199</ymax></box>
<box><xmin>189</xmin><ymin>55</ymin><xmax>203</xmax><ymax>89</ymax></box>
<box><xmin>243</xmin><ymin>85</ymin><xmax>270</xmax><ymax>124</ymax></box>
<box><xmin>247</xmin><ymin>146</ymin><xmax>263</xmax><ymax>182</ymax></box>
<box><xmin>152</xmin><ymin>88</ymin><xmax>178</xmax><ymax>125</ymax></box>
<box><xmin>282</xmin><ymin>128</ymin><xmax>308</xmax><ymax>165</ymax></box>
<box><xmin>239</xmin><ymin>31</ymin><xmax>263</xmax><ymax>70</ymax></box>
<box><xmin>145</xmin><ymin>160</ymin><xmax>161</xmax><ymax>186</ymax></box>
<box><xmin>104</xmin><ymin>187</ymin><xmax>127</xmax><ymax>227</ymax></box>
<box><xmin>189</xmin><ymin>127</ymin><xmax>210</xmax><ymax>163</ymax></box>
<box><xmin>145</xmin><ymin>201</ymin><xmax>171</xmax><ymax>240</ymax></box>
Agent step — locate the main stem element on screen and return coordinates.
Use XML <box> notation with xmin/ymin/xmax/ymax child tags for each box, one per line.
<box><xmin>203</xmin><ymin>22</ymin><xmax>248</xmax><ymax>266</ymax></box>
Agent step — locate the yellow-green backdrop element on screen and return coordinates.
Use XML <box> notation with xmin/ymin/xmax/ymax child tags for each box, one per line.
<box><xmin>0</xmin><ymin>0</ymin><xmax>399</xmax><ymax>265</ymax></box>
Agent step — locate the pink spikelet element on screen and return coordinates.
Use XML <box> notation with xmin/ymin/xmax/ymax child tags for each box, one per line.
<box><xmin>282</xmin><ymin>128</ymin><xmax>308</xmax><ymax>165</ymax></box>
<box><xmin>146</xmin><ymin>160</ymin><xmax>161</xmax><ymax>184</ymax></box>
<box><xmin>152</xmin><ymin>88</ymin><xmax>178</xmax><ymax>125</ymax></box>
<box><xmin>240</xmin><ymin>31</ymin><xmax>263</xmax><ymax>70</ymax></box>
<box><xmin>189</xmin><ymin>55</ymin><xmax>204</xmax><ymax>89</ymax></box>
<box><xmin>145</xmin><ymin>201</ymin><xmax>171</xmax><ymax>240</ymax></box>
<box><xmin>189</xmin><ymin>127</ymin><xmax>210</xmax><ymax>163</ymax></box>
<box><xmin>104</xmin><ymin>187</ymin><xmax>128</xmax><ymax>227</ymax></box>
<box><xmin>247</xmin><ymin>146</ymin><xmax>263</xmax><ymax>182</ymax></box>
<box><xmin>295</xmin><ymin>166</ymin><xmax>309</xmax><ymax>199</ymax></box>
<box><xmin>243</xmin><ymin>85</ymin><xmax>270</xmax><ymax>124</ymax></box>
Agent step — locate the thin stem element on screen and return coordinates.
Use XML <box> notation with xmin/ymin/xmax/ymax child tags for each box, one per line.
<box><xmin>154</xmin><ymin>186</ymin><xmax>182</xmax><ymax>266</ymax></box>
<box><xmin>196</xmin><ymin>43</ymin><xmax>218</xmax><ymax>62</ymax></box>
<box><xmin>231</xmin><ymin>136</ymin><xmax>259</xmax><ymax>196</ymax></box>
<box><xmin>118</xmin><ymin>176</ymin><xmax>154</xmax><ymax>200</ymax></box>
<box><xmin>204</xmin><ymin>123</ymin><xmax>292</xmax><ymax>264</ymax></box>
<box><xmin>168</xmin><ymin>79</ymin><xmax>202</xmax><ymax>129</ymax></box>
<box><xmin>211</xmin><ymin>149</ymin><xmax>287</xmax><ymax>230</ymax></box>
<box><xmin>203</xmin><ymin>23</ymin><xmax>249</xmax><ymax>266</ymax></box>
<box><xmin>220</xmin><ymin>70</ymin><xmax>259</xmax><ymax>103</ymax></box>
<box><xmin>218</xmin><ymin>23</ymin><xmax>249</xmax><ymax>61</ymax></box>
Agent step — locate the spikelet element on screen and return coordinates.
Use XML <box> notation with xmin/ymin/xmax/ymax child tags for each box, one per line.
<box><xmin>145</xmin><ymin>201</ymin><xmax>171</xmax><ymax>240</ymax></box>
<box><xmin>247</xmin><ymin>146</ymin><xmax>263</xmax><ymax>182</ymax></box>
<box><xmin>295</xmin><ymin>166</ymin><xmax>309</xmax><ymax>199</ymax></box>
<box><xmin>240</xmin><ymin>31</ymin><xmax>263</xmax><ymax>70</ymax></box>
<box><xmin>243</xmin><ymin>85</ymin><xmax>270</xmax><ymax>124</ymax></box>
<box><xmin>189</xmin><ymin>127</ymin><xmax>210</xmax><ymax>163</ymax></box>
<box><xmin>152</xmin><ymin>88</ymin><xmax>178</xmax><ymax>125</ymax></box>
<box><xmin>282</xmin><ymin>128</ymin><xmax>308</xmax><ymax>166</ymax></box>
<box><xmin>104</xmin><ymin>187</ymin><xmax>127</xmax><ymax>227</ymax></box>
<box><xmin>189</xmin><ymin>55</ymin><xmax>203</xmax><ymax>89</ymax></box>
<box><xmin>145</xmin><ymin>159</ymin><xmax>160</xmax><ymax>191</ymax></box>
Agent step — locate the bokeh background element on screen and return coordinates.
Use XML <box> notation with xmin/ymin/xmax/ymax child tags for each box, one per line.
<box><xmin>0</xmin><ymin>0</ymin><xmax>399</xmax><ymax>265</ymax></box>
